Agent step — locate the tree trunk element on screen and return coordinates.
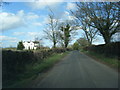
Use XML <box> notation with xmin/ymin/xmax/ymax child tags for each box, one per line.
<box><xmin>103</xmin><ymin>34</ymin><xmax>111</xmax><ymax>44</ymax></box>
<box><xmin>64</xmin><ymin>39</ymin><xmax>69</xmax><ymax>49</ymax></box>
<box><xmin>65</xmin><ymin>43</ymin><xmax>68</xmax><ymax>48</ymax></box>
<box><xmin>104</xmin><ymin>37</ymin><xmax>111</xmax><ymax>44</ymax></box>
<box><xmin>53</xmin><ymin>42</ymin><xmax>56</xmax><ymax>48</ymax></box>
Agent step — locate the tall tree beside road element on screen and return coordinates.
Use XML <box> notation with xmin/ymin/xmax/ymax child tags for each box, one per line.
<box><xmin>72</xmin><ymin>2</ymin><xmax>120</xmax><ymax>44</ymax></box>
<box><xmin>44</xmin><ymin>13</ymin><xmax>59</xmax><ymax>48</ymax></box>
<box><xmin>83</xmin><ymin>25</ymin><xmax>98</xmax><ymax>45</ymax></box>
<box><xmin>78</xmin><ymin>21</ymin><xmax>98</xmax><ymax>45</ymax></box>
<box><xmin>58</xmin><ymin>21</ymin><xmax>78</xmax><ymax>48</ymax></box>
<box><xmin>59</xmin><ymin>23</ymin><xmax>71</xmax><ymax>48</ymax></box>
<box><xmin>71</xmin><ymin>7</ymin><xmax>98</xmax><ymax>45</ymax></box>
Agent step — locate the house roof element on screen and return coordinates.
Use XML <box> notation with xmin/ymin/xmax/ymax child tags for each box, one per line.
<box><xmin>33</xmin><ymin>41</ymin><xmax>39</xmax><ymax>43</ymax></box>
<box><xmin>23</xmin><ymin>41</ymin><xmax>39</xmax><ymax>44</ymax></box>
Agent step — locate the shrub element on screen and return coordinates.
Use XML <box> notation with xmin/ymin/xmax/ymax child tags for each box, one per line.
<box><xmin>17</xmin><ymin>41</ymin><xmax>24</xmax><ymax>50</ymax></box>
<box><xmin>2</xmin><ymin>48</ymin><xmax>68</xmax><ymax>83</ymax></box>
<box><xmin>84</xmin><ymin>42</ymin><xmax>120</xmax><ymax>59</ymax></box>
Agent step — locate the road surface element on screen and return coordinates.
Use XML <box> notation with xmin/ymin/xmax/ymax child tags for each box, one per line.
<box><xmin>31</xmin><ymin>51</ymin><xmax>118</xmax><ymax>88</ymax></box>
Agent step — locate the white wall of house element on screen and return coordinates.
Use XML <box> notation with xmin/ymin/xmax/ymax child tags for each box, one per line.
<box><xmin>23</xmin><ymin>41</ymin><xmax>39</xmax><ymax>50</ymax></box>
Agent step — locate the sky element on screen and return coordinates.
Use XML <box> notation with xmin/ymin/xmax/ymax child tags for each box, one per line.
<box><xmin>0</xmin><ymin>1</ymin><xmax>105</xmax><ymax>48</ymax></box>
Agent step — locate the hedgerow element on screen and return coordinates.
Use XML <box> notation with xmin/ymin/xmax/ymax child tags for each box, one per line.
<box><xmin>2</xmin><ymin>48</ymin><xmax>67</xmax><ymax>85</ymax></box>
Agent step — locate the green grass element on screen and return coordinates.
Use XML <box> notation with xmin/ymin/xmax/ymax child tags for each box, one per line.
<box><xmin>32</xmin><ymin>52</ymin><xmax>69</xmax><ymax>73</ymax></box>
<box><xmin>81</xmin><ymin>50</ymin><xmax>120</xmax><ymax>69</ymax></box>
<box><xmin>5</xmin><ymin>52</ymin><xmax>69</xmax><ymax>88</ymax></box>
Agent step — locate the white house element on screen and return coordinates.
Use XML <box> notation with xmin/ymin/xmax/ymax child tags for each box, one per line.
<box><xmin>23</xmin><ymin>41</ymin><xmax>39</xmax><ymax>50</ymax></box>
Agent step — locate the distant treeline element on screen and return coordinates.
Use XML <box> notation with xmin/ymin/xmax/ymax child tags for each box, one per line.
<box><xmin>84</xmin><ymin>42</ymin><xmax>120</xmax><ymax>59</ymax></box>
<box><xmin>2</xmin><ymin>48</ymin><xmax>70</xmax><ymax>86</ymax></box>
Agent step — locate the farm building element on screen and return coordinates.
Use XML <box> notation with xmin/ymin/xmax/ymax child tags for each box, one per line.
<box><xmin>23</xmin><ymin>41</ymin><xmax>39</xmax><ymax>50</ymax></box>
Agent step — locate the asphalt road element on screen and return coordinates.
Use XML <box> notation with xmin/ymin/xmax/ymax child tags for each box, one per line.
<box><xmin>32</xmin><ymin>51</ymin><xmax>118</xmax><ymax>88</ymax></box>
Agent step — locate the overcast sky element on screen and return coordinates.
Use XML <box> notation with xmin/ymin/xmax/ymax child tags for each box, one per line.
<box><xmin>0</xmin><ymin>1</ymin><xmax>105</xmax><ymax>48</ymax></box>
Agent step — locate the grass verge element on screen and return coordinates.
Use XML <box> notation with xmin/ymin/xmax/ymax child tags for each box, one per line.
<box><xmin>5</xmin><ymin>52</ymin><xmax>69</xmax><ymax>88</ymax></box>
<box><xmin>81</xmin><ymin>50</ymin><xmax>120</xmax><ymax>70</ymax></box>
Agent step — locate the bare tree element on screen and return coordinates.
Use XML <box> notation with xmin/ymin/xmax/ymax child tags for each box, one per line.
<box><xmin>34</xmin><ymin>37</ymin><xmax>43</xmax><ymax>49</ymax></box>
<box><xmin>44</xmin><ymin>13</ymin><xmax>59</xmax><ymax>48</ymax></box>
<box><xmin>81</xmin><ymin>24</ymin><xmax>98</xmax><ymax>45</ymax></box>
<box><xmin>72</xmin><ymin>2</ymin><xmax>120</xmax><ymax>44</ymax></box>
<box><xmin>74</xmin><ymin>17</ymin><xmax>98</xmax><ymax>45</ymax></box>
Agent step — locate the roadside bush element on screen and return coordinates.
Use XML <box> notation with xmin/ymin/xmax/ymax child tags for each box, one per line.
<box><xmin>2</xmin><ymin>50</ymin><xmax>35</xmax><ymax>81</ymax></box>
<box><xmin>84</xmin><ymin>42</ymin><xmax>120</xmax><ymax>59</ymax></box>
<box><xmin>72</xmin><ymin>42</ymin><xmax>79</xmax><ymax>50</ymax></box>
<box><xmin>2</xmin><ymin>48</ymin><xmax>67</xmax><ymax>84</ymax></box>
<box><xmin>52</xmin><ymin>48</ymin><xmax>66</xmax><ymax>53</ymax></box>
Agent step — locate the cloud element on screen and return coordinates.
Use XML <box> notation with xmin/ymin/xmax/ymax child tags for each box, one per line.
<box><xmin>32</xmin><ymin>22</ymin><xmax>42</xmax><ymax>26</ymax></box>
<box><xmin>28</xmin><ymin>0</ymin><xmax>64</xmax><ymax>10</ymax></box>
<box><xmin>64</xmin><ymin>11</ymin><xmax>70</xmax><ymax>15</ymax></box>
<box><xmin>0</xmin><ymin>35</ymin><xmax>18</xmax><ymax>42</ymax></box>
<box><xmin>27</xmin><ymin>32</ymin><xmax>44</xmax><ymax>37</ymax></box>
<box><xmin>13</xmin><ymin>32</ymin><xmax>26</xmax><ymax>36</ymax></box>
<box><xmin>68</xmin><ymin>15</ymin><xmax>76</xmax><ymax>20</ymax></box>
<box><xmin>0</xmin><ymin>12</ymin><xmax>25</xmax><ymax>31</ymax></box>
<box><xmin>13</xmin><ymin>31</ymin><xmax>44</xmax><ymax>40</ymax></box>
<box><xmin>60</xmin><ymin>11</ymin><xmax>76</xmax><ymax>21</ymax></box>
<box><xmin>0</xmin><ymin>35</ymin><xmax>20</xmax><ymax>47</ymax></box>
<box><xmin>25</xmin><ymin>32</ymin><xmax>45</xmax><ymax>41</ymax></box>
<box><xmin>66</xmin><ymin>2</ymin><xmax>76</xmax><ymax>10</ymax></box>
<box><xmin>92</xmin><ymin>36</ymin><xmax>105</xmax><ymax>45</ymax></box>
<box><xmin>26</xmin><ymin>13</ymin><xmax>40</xmax><ymax>20</ymax></box>
<box><xmin>0</xmin><ymin>10</ymin><xmax>40</xmax><ymax>31</ymax></box>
